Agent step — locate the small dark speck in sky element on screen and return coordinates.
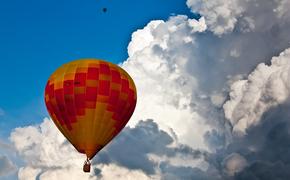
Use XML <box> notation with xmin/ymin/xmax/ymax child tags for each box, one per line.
<box><xmin>102</xmin><ymin>7</ymin><xmax>107</xmax><ymax>13</ymax></box>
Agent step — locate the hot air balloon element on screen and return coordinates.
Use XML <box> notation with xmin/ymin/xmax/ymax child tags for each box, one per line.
<box><xmin>44</xmin><ymin>59</ymin><xmax>137</xmax><ymax>172</ymax></box>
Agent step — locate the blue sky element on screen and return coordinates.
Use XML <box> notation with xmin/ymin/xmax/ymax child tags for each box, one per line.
<box><xmin>0</xmin><ymin>0</ymin><xmax>195</xmax><ymax>135</ymax></box>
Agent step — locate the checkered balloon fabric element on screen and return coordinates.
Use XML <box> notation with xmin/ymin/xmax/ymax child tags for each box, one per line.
<box><xmin>45</xmin><ymin>59</ymin><xmax>137</xmax><ymax>159</ymax></box>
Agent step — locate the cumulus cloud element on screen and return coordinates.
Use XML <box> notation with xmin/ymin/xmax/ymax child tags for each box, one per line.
<box><xmin>122</xmin><ymin>15</ymin><xmax>212</xmax><ymax>149</ymax></box>
<box><xmin>121</xmin><ymin>0</ymin><xmax>290</xmax><ymax>150</ymax></box>
<box><xmin>10</xmin><ymin>118</ymin><xmax>96</xmax><ymax>180</ymax></box>
<box><xmin>95</xmin><ymin>119</ymin><xmax>211</xmax><ymax>176</ymax></box>
<box><xmin>224</xmin><ymin>48</ymin><xmax>290</xmax><ymax>135</ymax></box>
<box><xmin>10</xmin><ymin>118</ymin><xmax>212</xmax><ymax>179</ymax></box>
<box><xmin>119</xmin><ymin>0</ymin><xmax>290</xmax><ymax>178</ymax></box>
<box><xmin>187</xmin><ymin>0</ymin><xmax>290</xmax><ymax>35</ymax></box>
<box><xmin>227</xmin><ymin>101</ymin><xmax>290</xmax><ymax>179</ymax></box>
<box><xmin>187</xmin><ymin>0</ymin><xmax>244</xmax><ymax>35</ymax></box>
<box><xmin>95</xmin><ymin>164</ymin><xmax>151</xmax><ymax>180</ymax></box>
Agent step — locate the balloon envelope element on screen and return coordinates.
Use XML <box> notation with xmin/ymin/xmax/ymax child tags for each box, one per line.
<box><xmin>45</xmin><ymin>59</ymin><xmax>137</xmax><ymax>159</ymax></box>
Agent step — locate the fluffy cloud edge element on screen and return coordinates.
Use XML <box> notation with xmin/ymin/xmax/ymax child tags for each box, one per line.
<box><xmin>224</xmin><ymin>48</ymin><xmax>290</xmax><ymax>135</ymax></box>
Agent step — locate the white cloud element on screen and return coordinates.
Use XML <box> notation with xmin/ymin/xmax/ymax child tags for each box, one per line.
<box><xmin>18</xmin><ymin>166</ymin><xmax>97</xmax><ymax>180</ymax></box>
<box><xmin>94</xmin><ymin>119</ymin><xmax>211</xmax><ymax>178</ymax></box>
<box><xmin>97</xmin><ymin>164</ymin><xmax>152</xmax><ymax>180</ymax></box>
<box><xmin>127</xmin><ymin>20</ymin><xmax>163</xmax><ymax>58</ymax></box>
<box><xmin>224</xmin><ymin>48</ymin><xmax>290</xmax><ymax>135</ymax></box>
<box><xmin>187</xmin><ymin>0</ymin><xmax>290</xmax><ymax>35</ymax></box>
<box><xmin>122</xmin><ymin>0</ymin><xmax>290</xmax><ymax>150</ymax></box>
<box><xmin>18</xmin><ymin>167</ymin><xmax>42</xmax><ymax>180</ymax></box>
<box><xmin>122</xmin><ymin>15</ymin><xmax>211</xmax><ymax>149</ymax></box>
<box><xmin>187</xmin><ymin>0</ymin><xmax>244</xmax><ymax>35</ymax></box>
<box><xmin>17</xmin><ymin>162</ymin><xmax>138</xmax><ymax>180</ymax></box>
<box><xmin>188</xmin><ymin>17</ymin><xmax>207</xmax><ymax>33</ymax></box>
<box><xmin>10</xmin><ymin>118</ymin><xmax>84</xmax><ymax>168</ymax></box>
<box><xmin>274</xmin><ymin>0</ymin><xmax>290</xmax><ymax>19</ymax></box>
<box><xmin>10</xmin><ymin>118</ymin><xmax>211</xmax><ymax>179</ymax></box>
<box><xmin>10</xmin><ymin>118</ymin><xmax>96</xmax><ymax>180</ymax></box>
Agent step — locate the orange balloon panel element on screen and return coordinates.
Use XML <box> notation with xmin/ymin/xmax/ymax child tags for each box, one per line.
<box><xmin>45</xmin><ymin>59</ymin><xmax>137</xmax><ymax>159</ymax></box>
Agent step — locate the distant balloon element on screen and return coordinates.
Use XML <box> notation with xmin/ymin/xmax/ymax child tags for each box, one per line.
<box><xmin>44</xmin><ymin>59</ymin><xmax>137</xmax><ymax>172</ymax></box>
